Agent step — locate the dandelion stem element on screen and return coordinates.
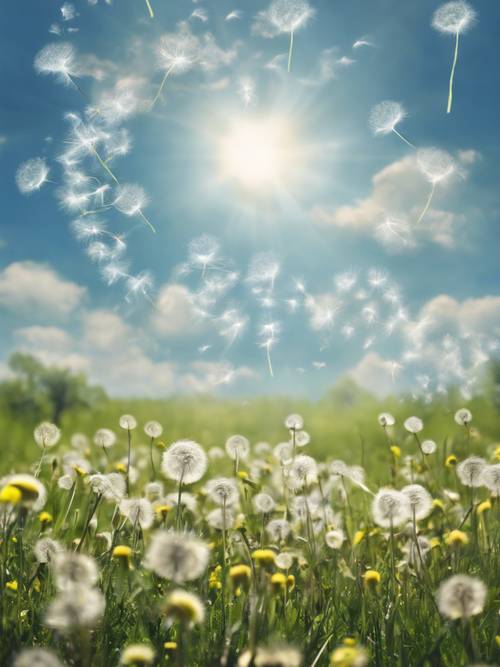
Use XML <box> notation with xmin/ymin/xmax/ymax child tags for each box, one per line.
<box><xmin>417</xmin><ymin>182</ymin><xmax>436</xmax><ymax>224</ymax></box>
<box><xmin>126</xmin><ymin>428</ymin><xmax>132</xmax><ymax>495</ymax></box>
<box><xmin>447</xmin><ymin>32</ymin><xmax>460</xmax><ymax>114</ymax></box>
<box><xmin>76</xmin><ymin>494</ymin><xmax>102</xmax><ymax>552</ymax></box>
<box><xmin>392</xmin><ymin>128</ymin><xmax>416</xmax><ymax>150</ymax></box>
<box><xmin>288</xmin><ymin>30</ymin><xmax>295</xmax><ymax>73</ymax></box>
<box><xmin>150</xmin><ymin>65</ymin><xmax>174</xmax><ymax>110</ymax></box>
<box><xmin>149</xmin><ymin>437</ymin><xmax>156</xmax><ymax>480</ymax></box>
<box><xmin>266</xmin><ymin>343</ymin><xmax>274</xmax><ymax>378</ymax></box>
<box><xmin>144</xmin><ymin>0</ymin><xmax>154</xmax><ymax>19</ymax></box>
<box><xmin>90</xmin><ymin>145</ymin><xmax>119</xmax><ymax>185</ymax></box>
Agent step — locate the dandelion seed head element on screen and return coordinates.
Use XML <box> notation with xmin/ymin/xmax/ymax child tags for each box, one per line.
<box><xmin>421</xmin><ymin>439</ymin><xmax>437</xmax><ymax>455</ymax></box>
<box><xmin>120</xmin><ymin>498</ymin><xmax>154</xmax><ymax>529</ymax></box>
<box><xmin>456</xmin><ymin>456</ymin><xmax>487</xmax><ymax>487</ymax></box>
<box><xmin>45</xmin><ymin>588</ymin><xmax>105</xmax><ymax>631</ymax></box>
<box><xmin>325</xmin><ymin>528</ymin><xmax>345</xmax><ymax>549</ymax></box>
<box><xmin>401</xmin><ymin>484</ymin><xmax>433</xmax><ymax>520</ymax></box>
<box><xmin>13</xmin><ymin>648</ymin><xmax>64</xmax><ymax>667</ymax></box>
<box><xmin>404</xmin><ymin>416</ymin><xmax>423</xmax><ymax>434</ymax></box>
<box><xmin>273</xmin><ymin>441</ymin><xmax>294</xmax><ymax>464</ymax></box>
<box><xmin>285</xmin><ymin>413</ymin><xmax>304</xmax><ymax>430</ymax></box>
<box><xmin>144</xmin><ymin>420</ymin><xmax>163</xmax><ymax>438</ymax></box>
<box><xmin>372</xmin><ymin>488</ymin><xmax>411</xmax><ymax>528</ymax></box>
<box><xmin>225</xmin><ymin>434</ymin><xmax>250</xmax><ymax>460</ymax></box>
<box><xmin>144</xmin><ymin>530</ymin><xmax>209</xmax><ymax>582</ymax></box>
<box><xmin>378</xmin><ymin>412</ymin><xmax>395</xmax><ymax>427</ymax></box>
<box><xmin>432</xmin><ymin>1</ymin><xmax>477</xmax><ymax>35</ymax></box>
<box><xmin>161</xmin><ymin>440</ymin><xmax>208</xmax><ymax>484</ymax></box>
<box><xmin>288</xmin><ymin>455</ymin><xmax>318</xmax><ymax>489</ymax></box>
<box><xmin>206</xmin><ymin>477</ymin><xmax>240</xmax><ymax>506</ymax></box>
<box><xmin>253</xmin><ymin>492</ymin><xmax>276</xmax><ymax>513</ymax></box>
<box><xmin>238</xmin><ymin>644</ymin><xmax>302</xmax><ymax>667</ymax></box>
<box><xmin>88</xmin><ymin>472</ymin><xmax>126</xmax><ymax>501</ymax></box>
<box><xmin>34</xmin><ymin>422</ymin><xmax>61</xmax><ymax>448</ymax></box>
<box><xmin>34</xmin><ymin>537</ymin><xmax>64</xmax><ymax>564</ymax></box>
<box><xmin>206</xmin><ymin>507</ymin><xmax>235</xmax><ymax>530</ymax></box>
<box><xmin>295</xmin><ymin>430</ymin><xmax>310</xmax><ymax>447</ymax></box>
<box><xmin>369</xmin><ymin>100</ymin><xmax>407</xmax><ymax>135</ymax></box>
<box><xmin>266</xmin><ymin>518</ymin><xmax>292</xmax><ymax>542</ymax></box>
<box><xmin>52</xmin><ymin>552</ymin><xmax>99</xmax><ymax>591</ymax></box>
<box><xmin>437</xmin><ymin>574</ymin><xmax>486</xmax><ymax>619</ymax></box>
<box><xmin>454</xmin><ymin>407</ymin><xmax>472</xmax><ymax>425</ymax></box>
<box><xmin>93</xmin><ymin>428</ymin><xmax>116</xmax><ymax>449</ymax></box>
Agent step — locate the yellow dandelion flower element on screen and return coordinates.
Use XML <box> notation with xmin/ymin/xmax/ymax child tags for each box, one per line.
<box><xmin>353</xmin><ymin>530</ymin><xmax>365</xmax><ymax>546</ymax></box>
<box><xmin>430</xmin><ymin>537</ymin><xmax>441</xmax><ymax>549</ymax></box>
<box><xmin>252</xmin><ymin>549</ymin><xmax>276</xmax><ymax>566</ymax></box>
<box><xmin>495</xmin><ymin>635</ymin><xmax>500</xmax><ymax>649</ymax></box>
<box><xmin>363</xmin><ymin>570</ymin><xmax>381</xmax><ymax>589</ymax></box>
<box><xmin>445</xmin><ymin>455</ymin><xmax>457</xmax><ymax>468</ymax></box>
<box><xmin>120</xmin><ymin>644</ymin><xmax>155</xmax><ymax>665</ymax></box>
<box><xmin>115</xmin><ymin>463</ymin><xmax>127</xmax><ymax>473</ymax></box>
<box><xmin>237</xmin><ymin>471</ymin><xmax>249</xmax><ymax>480</ymax></box>
<box><xmin>477</xmin><ymin>499</ymin><xmax>491</xmax><ymax>514</ymax></box>
<box><xmin>270</xmin><ymin>572</ymin><xmax>287</xmax><ymax>591</ymax></box>
<box><xmin>0</xmin><ymin>485</ymin><xmax>22</xmax><ymax>505</ymax></box>
<box><xmin>230</xmin><ymin>564</ymin><xmax>252</xmax><ymax>587</ymax></box>
<box><xmin>432</xmin><ymin>499</ymin><xmax>445</xmax><ymax>511</ymax></box>
<box><xmin>6</xmin><ymin>580</ymin><xmax>18</xmax><ymax>591</ymax></box>
<box><xmin>342</xmin><ymin>638</ymin><xmax>357</xmax><ymax>647</ymax></box>
<box><xmin>164</xmin><ymin>642</ymin><xmax>177</xmax><ymax>651</ymax></box>
<box><xmin>164</xmin><ymin>589</ymin><xmax>205</xmax><ymax>626</ymax></box>
<box><xmin>113</xmin><ymin>545</ymin><xmax>133</xmax><ymax>559</ymax></box>
<box><xmin>156</xmin><ymin>441</ymin><xmax>167</xmax><ymax>450</ymax></box>
<box><xmin>287</xmin><ymin>574</ymin><xmax>295</xmax><ymax>590</ymax></box>
<box><xmin>155</xmin><ymin>504</ymin><xmax>172</xmax><ymax>520</ymax></box>
<box><xmin>390</xmin><ymin>445</ymin><xmax>401</xmax><ymax>459</ymax></box>
<box><xmin>38</xmin><ymin>511</ymin><xmax>53</xmax><ymax>524</ymax></box>
<box><xmin>330</xmin><ymin>645</ymin><xmax>368</xmax><ymax>667</ymax></box>
<box><xmin>445</xmin><ymin>529</ymin><xmax>469</xmax><ymax>547</ymax></box>
<box><xmin>494</xmin><ymin>446</ymin><xmax>500</xmax><ymax>462</ymax></box>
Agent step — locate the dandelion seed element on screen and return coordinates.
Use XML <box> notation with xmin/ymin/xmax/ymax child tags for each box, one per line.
<box><xmin>225</xmin><ymin>434</ymin><xmax>250</xmax><ymax>461</ymax></box>
<box><xmin>34</xmin><ymin>42</ymin><xmax>79</xmax><ymax>88</ymax></box>
<box><xmin>437</xmin><ymin>574</ymin><xmax>486</xmax><ymax>619</ymax></box>
<box><xmin>416</xmin><ymin>147</ymin><xmax>455</xmax><ymax>224</ymax></box>
<box><xmin>152</xmin><ymin>27</ymin><xmax>200</xmax><ymax>108</ymax></box>
<box><xmin>369</xmin><ymin>101</ymin><xmax>415</xmax><ymax>149</ymax></box>
<box><xmin>432</xmin><ymin>1</ymin><xmax>477</xmax><ymax>114</ymax></box>
<box><xmin>144</xmin><ymin>530</ymin><xmax>209</xmax><ymax>582</ymax></box>
<box><xmin>16</xmin><ymin>158</ymin><xmax>50</xmax><ymax>194</ymax></box>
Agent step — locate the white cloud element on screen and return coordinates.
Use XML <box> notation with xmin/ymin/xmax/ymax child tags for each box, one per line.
<box><xmin>15</xmin><ymin>326</ymin><xmax>73</xmax><ymax>350</ymax></box>
<box><xmin>416</xmin><ymin>294</ymin><xmax>500</xmax><ymax>339</ymax></box>
<box><xmin>346</xmin><ymin>352</ymin><xmax>398</xmax><ymax>397</ymax></box>
<box><xmin>0</xmin><ymin>261</ymin><xmax>86</xmax><ymax>317</ymax></box>
<box><xmin>152</xmin><ymin>283</ymin><xmax>203</xmax><ymax>337</ymax></box>
<box><xmin>312</xmin><ymin>152</ymin><xmax>479</xmax><ymax>249</ymax></box>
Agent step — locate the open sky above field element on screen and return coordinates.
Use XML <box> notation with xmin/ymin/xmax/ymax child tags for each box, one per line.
<box><xmin>0</xmin><ymin>0</ymin><xmax>499</xmax><ymax>398</ymax></box>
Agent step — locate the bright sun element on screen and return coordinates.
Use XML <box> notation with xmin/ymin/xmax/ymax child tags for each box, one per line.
<box><xmin>219</xmin><ymin>116</ymin><xmax>296</xmax><ymax>190</ymax></box>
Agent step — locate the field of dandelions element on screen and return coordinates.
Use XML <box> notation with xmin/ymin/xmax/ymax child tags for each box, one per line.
<box><xmin>1</xmin><ymin>394</ymin><xmax>499</xmax><ymax>667</ymax></box>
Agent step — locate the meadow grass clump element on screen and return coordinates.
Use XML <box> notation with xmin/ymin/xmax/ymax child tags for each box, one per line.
<box><xmin>0</xmin><ymin>403</ymin><xmax>499</xmax><ymax>666</ymax></box>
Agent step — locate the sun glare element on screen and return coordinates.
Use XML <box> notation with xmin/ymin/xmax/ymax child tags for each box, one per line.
<box><xmin>219</xmin><ymin>116</ymin><xmax>296</xmax><ymax>189</ymax></box>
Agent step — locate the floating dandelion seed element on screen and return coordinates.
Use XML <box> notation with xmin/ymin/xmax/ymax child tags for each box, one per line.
<box><xmin>258</xmin><ymin>320</ymin><xmax>281</xmax><ymax>377</ymax></box>
<box><xmin>188</xmin><ymin>234</ymin><xmax>220</xmax><ymax>278</ymax></box>
<box><xmin>369</xmin><ymin>101</ymin><xmax>415</xmax><ymax>149</ymax></box>
<box><xmin>416</xmin><ymin>147</ymin><xmax>455</xmax><ymax>223</ymax></box>
<box><xmin>152</xmin><ymin>28</ymin><xmax>200</xmax><ymax>108</ymax></box>
<box><xmin>254</xmin><ymin>0</ymin><xmax>315</xmax><ymax>73</ymax></box>
<box><xmin>432</xmin><ymin>1</ymin><xmax>477</xmax><ymax>114</ymax></box>
<box><xmin>16</xmin><ymin>158</ymin><xmax>50</xmax><ymax>194</ymax></box>
<box><xmin>113</xmin><ymin>184</ymin><xmax>154</xmax><ymax>232</ymax></box>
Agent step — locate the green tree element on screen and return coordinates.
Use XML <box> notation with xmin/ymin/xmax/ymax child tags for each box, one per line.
<box><xmin>0</xmin><ymin>353</ymin><xmax>106</xmax><ymax>425</ymax></box>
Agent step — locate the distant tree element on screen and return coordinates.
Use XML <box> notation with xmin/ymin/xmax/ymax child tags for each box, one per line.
<box><xmin>0</xmin><ymin>353</ymin><xmax>106</xmax><ymax>425</ymax></box>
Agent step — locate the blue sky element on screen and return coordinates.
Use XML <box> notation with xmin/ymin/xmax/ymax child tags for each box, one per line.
<box><xmin>0</xmin><ymin>0</ymin><xmax>499</xmax><ymax>399</ymax></box>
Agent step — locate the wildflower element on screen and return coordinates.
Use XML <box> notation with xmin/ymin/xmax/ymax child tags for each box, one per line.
<box><xmin>209</xmin><ymin>566</ymin><xmax>222</xmax><ymax>591</ymax></box>
<box><xmin>144</xmin><ymin>420</ymin><xmax>163</xmax><ymax>438</ymax></box>
<box><xmin>363</xmin><ymin>570</ymin><xmax>381</xmax><ymax>589</ymax></box>
<box><xmin>390</xmin><ymin>445</ymin><xmax>401</xmax><ymax>458</ymax></box>
<box><xmin>252</xmin><ymin>549</ymin><xmax>276</xmax><ymax>566</ymax></box>
<box><xmin>437</xmin><ymin>574</ymin><xmax>486</xmax><ymax>619</ymax></box>
<box><xmin>454</xmin><ymin>407</ymin><xmax>472</xmax><ymax>426</ymax></box>
<box><xmin>421</xmin><ymin>439</ymin><xmax>437</xmax><ymax>455</ymax></box>
<box><xmin>253</xmin><ymin>492</ymin><xmax>276</xmax><ymax>513</ymax></box>
<box><xmin>94</xmin><ymin>428</ymin><xmax>116</xmax><ymax>449</ymax></box>
<box><xmin>330</xmin><ymin>645</ymin><xmax>368</xmax><ymax>667</ymax></box>
<box><xmin>266</xmin><ymin>518</ymin><xmax>291</xmax><ymax>542</ymax></box>
<box><xmin>353</xmin><ymin>530</ymin><xmax>365</xmax><ymax>546</ymax></box>
<box><xmin>4</xmin><ymin>475</ymin><xmax>47</xmax><ymax>510</ymax></box>
<box><xmin>89</xmin><ymin>473</ymin><xmax>126</xmax><ymax>502</ymax></box>
<box><xmin>285</xmin><ymin>413</ymin><xmax>304</xmax><ymax>431</ymax></box>
<box><xmin>164</xmin><ymin>589</ymin><xmax>205</xmax><ymax>626</ymax></box>
<box><xmin>325</xmin><ymin>529</ymin><xmax>345</xmax><ymax>549</ymax></box>
<box><xmin>34</xmin><ymin>538</ymin><xmax>63</xmax><ymax>564</ymax></box>
<box><xmin>288</xmin><ymin>455</ymin><xmax>318</xmax><ymax>490</ymax></box>
<box><xmin>144</xmin><ymin>530</ymin><xmax>209</xmax><ymax>582</ymax></box>
<box><xmin>16</xmin><ymin>158</ymin><xmax>50</xmax><ymax>194</ymax></box>
<box><xmin>207</xmin><ymin>507</ymin><xmax>235</xmax><ymax>530</ymax></box>
<box><xmin>161</xmin><ymin>440</ymin><xmax>208</xmax><ymax>484</ymax></box>
<box><xmin>230</xmin><ymin>564</ymin><xmax>252</xmax><ymax>586</ymax></box>
<box><xmin>164</xmin><ymin>642</ymin><xmax>177</xmax><ymax>651</ymax></box>
<box><xmin>372</xmin><ymin>488</ymin><xmax>411</xmax><ymax>528</ymax></box>
<box><xmin>271</xmin><ymin>572</ymin><xmax>287</xmax><ymax>591</ymax></box>
<box><xmin>446</xmin><ymin>454</ymin><xmax>458</xmax><ymax>467</ymax></box>
<box><xmin>206</xmin><ymin>477</ymin><xmax>240</xmax><ymax>506</ymax></box>
<box><xmin>480</xmin><ymin>463</ymin><xmax>500</xmax><ymax>496</ymax></box>
<box><xmin>433</xmin><ymin>499</ymin><xmax>445</xmax><ymax>511</ymax></box>
<box><xmin>295</xmin><ymin>430</ymin><xmax>310</xmax><ymax>447</ymax></box>
<box><xmin>432</xmin><ymin>1</ymin><xmax>477</xmax><ymax>113</ymax></box>
<box><xmin>225</xmin><ymin>434</ymin><xmax>250</xmax><ymax>461</ymax></box>
<box><xmin>0</xmin><ymin>485</ymin><xmax>21</xmax><ymax>504</ymax></box>
<box><xmin>52</xmin><ymin>552</ymin><xmax>99</xmax><ymax>591</ymax></box>
<box><xmin>456</xmin><ymin>456</ymin><xmax>487</xmax><ymax>487</ymax></box>
<box><xmin>13</xmin><ymin>648</ymin><xmax>64</xmax><ymax>667</ymax></box>
<box><xmin>34</xmin><ymin>422</ymin><xmax>61</xmax><ymax>449</ymax></box>
<box><xmin>378</xmin><ymin>412</ymin><xmax>396</xmax><ymax>427</ymax></box>
<box><xmin>119</xmin><ymin>498</ymin><xmax>154</xmax><ymax>530</ymax></box>
<box><xmin>404</xmin><ymin>416</ymin><xmax>423</xmax><ymax>434</ymax></box>
<box><xmin>45</xmin><ymin>588</ymin><xmax>105</xmax><ymax>631</ymax></box>
<box><xmin>445</xmin><ymin>530</ymin><xmax>469</xmax><ymax>547</ymax></box>
<box><xmin>113</xmin><ymin>545</ymin><xmax>133</xmax><ymax>559</ymax></box>
<box><xmin>120</xmin><ymin>645</ymin><xmax>155</xmax><ymax>665</ymax></box>
<box><xmin>476</xmin><ymin>499</ymin><xmax>491</xmax><ymax>514</ymax></box>
<box><xmin>119</xmin><ymin>414</ymin><xmax>138</xmax><ymax>430</ymax></box>
<box><xmin>402</xmin><ymin>484</ymin><xmax>433</xmax><ymax>520</ymax></box>
<box><xmin>6</xmin><ymin>580</ymin><xmax>18</xmax><ymax>591</ymax></box>
<box><xmin>275</xmin><ymin>552</ymin><xmax>294</xmax><ymax>569</ymax></box>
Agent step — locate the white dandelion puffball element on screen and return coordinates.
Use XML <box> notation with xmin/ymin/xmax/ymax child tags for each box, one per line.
<box><xmin>401</xmin><ymin>484</ymin><xmax>433</xmax><ymax>520</ymax></box>
<box><xmin>264</xmin><ymin>0</ymin><xmax>315</xmax><ymax>35</ymax></box>
<box><xmin>454</xmin><ymin>408</ymin><xmax>472</xmax><ymax>426</ymax></box>
<box><xmin>45</xmin><ymin>588</ymin><xmax>105</xmax><ymax>631</ymax></box>
<box><xmin>119</xmin><ymin>414</ymin><xmax>138</xmax><ymax>430</ymax></box>
<box><xmin>252</xmin><ymin>492</ymin><xmax>276</xmax><ymax>514</ymax></box>
<box><xmin>119</xmin><ymin>498</ymin><xmax>154</xmax><ymax>530</ymax></box>
<box><xmin>13</xmin><ymin>648</ymin><xmax>64</xmax><ymax>667</ymax></box>
<box><xmin>275</xmin><ymin>552</ymin><xmax>294</xmax><ymax>569</ymax></box>
<box><xmin>225</xmin><ymin>434</ymin><xmax>250</xmax><ymax>461</ymax></box>
<box><xmin>432</xmin><ymin>1</ymin><xmax>476</xmax><ymax>35</ymax></box>
<box><xmin>378</xmin><ymin>412</ymin><xmax>396</xmax><ymax>427</ymax></box>
<box><xmin>404</xmin><ymin>416</ymin><xmax>423</xmax><ymax>434</ymax></box>
<box><xmin>372</xmin><ymin>488</ymin><xmax>411</xmax><ymax>528</ymax></box>
<box><xmin>480</xmin><ymin>464</ymin><xmax>500</xmax><ymax>496</ymax></box>
<box><xmin>325</xmin><ymin>528</ymin><xmax>345</xmax><ymax>549</ymax></box>
<box><xmin>273</xmin><ymin>441</ymin><xmax>293</xmax><ymax>464</ymax></box>
<box><xmin>161</xmin><ymin>440</ymin><xmax>208</xmax><ymax>484</ymax></box>
<box><xmin>16</xmin><ymin>158</ymin><xmax>50</xmax><ymax>194</ymax></box>
<box><xmin>456</xmin><ymin>456</ymin><xmax>487</xmax><ymax>487</ymax></box>
<box><xmin>156</xmin><ymin>29</ymin><xmax>200</xmax><ymax>75</ymax></box>
<box><xmin>369</xmin><ymin>101</ymin><xmax>406</xmax><ymax>135</ymax></box>
<box><xmin>34</xmin><ymin>42</ymin><xmax>77</xmax><ymax>83</ymax></box>
<box><xmin>94</xmin><ymin>428</ymin><xmax>116</xmax><ymax>449</ymax></box>
<box><xmin>113</xmin><ymin>185</ymin><xmax>148</xmax><ymax>217</ymax></box>
<box><xmin>34</xmin><ymin>537</ymin><xmax>63</xmax><ymax>564</ymax></box>
<box><xmin>88</xmin><ymin>473</ymin><xmax>126</xmax><ymax>502</ymax></box>
<box><xmin>266</xmin><ymin>518</ymin><xmax>292</xmax><ymax>542</ymax></box>
<box><xmin>206</xmin><ymin>477</ymin><xmax>240</xmax><ymax>506</ymax></box>
<box><xmin>285</xmin><ymin>413</ymin><xmax>304</xmax><ymax>430</ymax></box>
<box><xmin>206</xmin><ymin>507</ymin><xmax>235</xmax><ymax>530</ymax></box>
<box><xmin>437</xmin><ymin>574</ymin><xmax>486</xmax><ymax>619</ymax></box>
<box><xmin>34</xmin><ymin>422</ymin><xmax>61</xmax><ymax>448</ymax></box>
<box><xmin>295</xmin><ymin>430</ymin><xmax>310</xmax><ymax>447</ymax></box>
<box><xmin>52</xmin><ymin>552</ymin><xmax>99</xmax><ymax>591</ymax></box>
<box><xmin>144</xmin><ymin>420</ymin><xmax>163</xmax><ymax>438</ymax></box>
<box><xmin>288</xmin><ymin>455</ymin><xmax>318</xmax><ymax>490</ymax></box>
<box><xmin>421</xmin><ymin>439</ymin><xmax>437</xmax><ymax>455</ymax></box>
<box><xmin>417</xmin><ymin>148</ymin><xmax>455</xmax><ymax>184</ymax></box>
<box><xmin>144</xmin><ymin>531</ymin><xmax>209</xmax><ymax>582</ymax></box>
